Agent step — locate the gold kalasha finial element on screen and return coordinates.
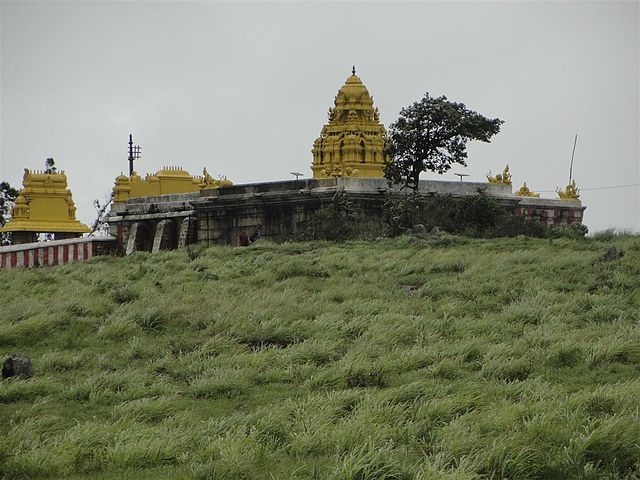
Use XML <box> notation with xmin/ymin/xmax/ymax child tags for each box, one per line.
<box><xmin>352</xmin><ymin>65</ymin><xmax>356</xmax><ymax>75</ymax></box>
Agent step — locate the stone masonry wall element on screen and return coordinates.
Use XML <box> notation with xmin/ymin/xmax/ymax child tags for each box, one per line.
<box><xmin>108</xmin><ymin>178</ymin><xmax>586</xmax><ymax>252</ymax></box>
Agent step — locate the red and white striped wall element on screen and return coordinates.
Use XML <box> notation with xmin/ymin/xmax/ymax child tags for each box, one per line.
<box><xmin>0</xmin><ymin>237</ymin><xmax>116</xmax><ymax>271</ymax></box>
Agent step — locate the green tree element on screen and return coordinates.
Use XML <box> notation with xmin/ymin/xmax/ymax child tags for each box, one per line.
<box><xmin>45</xmin><ymin>157</ymin><xmax>57</xmax><ymax>173</ymax></box>
<box><xmin>384</xmin><ymin>93</ymin><xmax>503</xmax><ymax>191</ymax></box>
<box><xmin>90</xmin><ymin>192</ymin><xmax>114</xmax><ymax>236</ymax></box>
<box><xmin>0</xmin><ymin>181</ymin><xmax>19</xmax><ymax>245</ymax></box>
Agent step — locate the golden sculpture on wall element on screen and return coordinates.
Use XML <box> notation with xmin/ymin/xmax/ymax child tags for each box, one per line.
<box><xmin>556</xmin><ymin>180</ymin><xmax>580</xmax><ymax>200</ymax></box>
<box><xmin>487</xmin><ymin>165</ymin><xmax>512</xmax><ymax>185</ymax></box>
<box><xmin>514</xmin><ymin>182</ymin><xmax>540</xmax><ymax>197</ymax></box>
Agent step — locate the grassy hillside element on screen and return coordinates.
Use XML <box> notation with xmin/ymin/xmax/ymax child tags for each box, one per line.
<box><xmin>1</xmin><ymin>234</ymin><xmax>640</xmax><ymax>479</ymax></box>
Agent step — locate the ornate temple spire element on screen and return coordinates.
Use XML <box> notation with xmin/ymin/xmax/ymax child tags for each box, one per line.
<box><xmin>311</xmin><ymin>69</ymin><xmax>390</xmax><ymax>178</ymax></box>
<box><xmin>0</xmin><ymin>169</ymin><xmax>90</xmax><ymax>239</ymax></box>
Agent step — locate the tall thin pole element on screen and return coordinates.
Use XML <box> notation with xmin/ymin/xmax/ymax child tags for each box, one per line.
<box><xmin>128</xmin><ymin>134</ymin><xmax>134</xmax><ymax>176</ymax></box>
<box><xmin>569</xmin><ymin>133</ymin><xmax>578</xmax><ymax>183</ymax></box>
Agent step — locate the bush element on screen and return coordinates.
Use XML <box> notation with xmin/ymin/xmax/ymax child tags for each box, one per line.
<box><xmin>305</xmin><ymin>188</ymin><xmax>385</xmax><ymax>241</ymax></box>
<box><xmin>548</xmin><ymin>223</ymin><xmax>589</xmax><ymax>239</ymax></box>
<box><xmin>382</xmin><ymin>194</ymin><xmax>424</xmax><ymax>236</ymax></box>
<box><xmin>382</xmin><ymin>193</ymin><xmax>587</xmax><ymax>239</ymax></box>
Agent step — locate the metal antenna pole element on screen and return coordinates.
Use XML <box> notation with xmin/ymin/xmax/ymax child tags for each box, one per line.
<box><xmin>569</xmin><ymin>133</ymin><xmax>577</xmax><ymax>183</ymax></box>
<box><xmin>128</xmin><ymin>134</ymin><xmax>142</xmax><ymax>176</ymax></box>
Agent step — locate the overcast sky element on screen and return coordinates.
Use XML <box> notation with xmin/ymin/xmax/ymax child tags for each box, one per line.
<box><xmin>1</xmin><ymin>1</ymin><xmax>638</xmax><ymax>233</ymax></box>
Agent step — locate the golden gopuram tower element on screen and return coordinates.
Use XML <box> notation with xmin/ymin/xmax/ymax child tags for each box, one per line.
<box><xmin>311</xmin><ymin>67</ymin><xmax>390</xmax><ymax>178</ymax></box>
<box><xmin>0</xmin><ymin>169</ymin><xmax>90</xmax><ymax>244</ymax></box>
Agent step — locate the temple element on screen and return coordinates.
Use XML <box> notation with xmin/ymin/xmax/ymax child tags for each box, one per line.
<box><xmin>0</xmin><ymin>169</ymin><xmax>90</xmax><ymax>244</ymax></box>
<box><xmin>113</xmin><ymin>167</ymin><xmax>232</xmax><ymax>203</ymax></box>
<box><xmin>1</xmin><ymin>68</ymin><xmax>588</xmax><ymax>268</ymax></box>
<box><xmin>311</xmin><ymin>68</ymin><xmax>390</xmax><ymax>178</ymax></box>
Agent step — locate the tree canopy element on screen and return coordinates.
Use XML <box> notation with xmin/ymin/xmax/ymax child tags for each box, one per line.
<box><xmin>384</xmin><ymin>93</ymin><xmax>503</xmax><ymax>191</ymax></box>
<box><xmin>45</xmin><ymin>157</ymin><xmax>57</xmax><ymax>174</ymax></box>
<box><xmin>0</xmin><ymin>181</ymin><xmax>18</xmax><ymax>245</ymax></box>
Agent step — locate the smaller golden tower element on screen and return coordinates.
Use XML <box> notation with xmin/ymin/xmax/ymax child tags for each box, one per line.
<box><xmin>0</xmin><ymin>169</ymin><xmax>90</xmax><ymax>244</ymax></box>
<box><xmin>311</xmin><ymin>67</ymin><xmax>390</xmax><ymax>178</ymax></box>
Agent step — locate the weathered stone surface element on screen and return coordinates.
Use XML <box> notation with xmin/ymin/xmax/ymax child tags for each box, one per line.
<box><xmin>2</xmin><ymin>355</ymin><xmax>33</xmax><ymax>379</ymax></box>
<box><xmin>109</xmin><ymin>177</ymin><xmax>587</xmax><ymax>250</ymax></box>
<box><xmin>125</xmin><ymin>222</ymin><xmax>139</xmax><ymax>256</ymax></box>
<box><xmin>178</xmin><ymin>217</ymin><xmax>194</xmax><ymax>249</ymax></box>
<box><xmin>152</xmin><ymin>220</ymin><xmax>167</xmax><ymax>254</ymax></box>
<box><xmin>602</xmin><ymin>246</ymin><xmax>624</xmax><ymax>262</ymax></box>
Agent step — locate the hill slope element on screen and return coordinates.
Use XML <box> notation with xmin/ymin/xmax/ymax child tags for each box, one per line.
<box><xmin>1</xmin><ymin>235</ymin><xmax>640</xmax><ymax>479</ymax></box>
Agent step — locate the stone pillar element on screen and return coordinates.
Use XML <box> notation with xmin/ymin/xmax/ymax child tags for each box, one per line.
<box><xmin>178</xmin><ymin>217</ymin><xmax>193</xmax><ymax>248</ymax></box>
<box><xmin>125</xmin><ymin>222</ymin><xmax>139</xmax><ymax>256</ymax></box>
<box><xmin>152</xmin><ymin>220</ymin><xmax>167</xmax><ymax>253</ymax></box>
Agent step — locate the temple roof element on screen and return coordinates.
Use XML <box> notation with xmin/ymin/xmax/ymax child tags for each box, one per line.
<box><xmin>0</xmin><ymin>169</ymin><xmax>90</xmax><ymax>234</ymax></box>
<box><xmin>334</xmin><ymin>71</ymin><xmax>374</xmax><ymax>109</ymax></box>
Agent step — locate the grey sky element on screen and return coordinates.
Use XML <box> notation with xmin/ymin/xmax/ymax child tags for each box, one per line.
<box><xmin>1</xmin><ymin>1</ymin><xmax>638</xmax><ymax>233</ymax></box>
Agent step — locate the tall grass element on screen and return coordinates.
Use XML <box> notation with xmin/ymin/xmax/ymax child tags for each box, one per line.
<box><xmin>1</xmin><ymin>236</ymin><xmax>639</xmax><ymax>478</ymax></box>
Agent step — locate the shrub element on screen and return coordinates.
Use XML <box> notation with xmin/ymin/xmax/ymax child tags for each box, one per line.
<box><xmin>591</xmin><ymin>228</ymin><xmax>617</xmax><ymax>241</ymax></box>
<box><xmin>305</xmin><ymin>188</ymin><xmax>385</xmax><ymax>241</ymax></box>
<box><xmin>382</xmin><ymin>193</ymin><xmax>424</xmax><ymax>236</ymax></box>
<box><xmin>548</xmin><ymin>223</ymin><xmax>588</xmax><ymax>239</ymax></box>
<box><xmin>382</xmin><ymin>193</ymin><xmax>557</xmax><ymax>239</ymax></box>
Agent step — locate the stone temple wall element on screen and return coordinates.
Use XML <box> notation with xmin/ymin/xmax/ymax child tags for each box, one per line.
<box><xmin>107</xmin><ymin>178</ymin><xmax>586</xmax><ymax>253</ymax></box>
